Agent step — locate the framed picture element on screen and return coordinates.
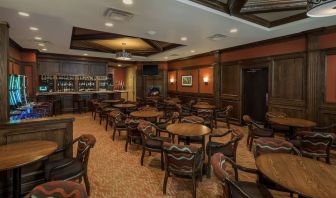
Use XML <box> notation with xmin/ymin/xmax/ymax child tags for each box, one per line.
<box><xmin>181</xmin><ymin>75</ymin><xmax>193</xmax><ymax>87</ymax></box>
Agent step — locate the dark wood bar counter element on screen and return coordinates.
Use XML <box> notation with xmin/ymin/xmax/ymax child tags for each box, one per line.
<box><xmin>36</xmin><ymin>90</ymin><xmax>128</xmax><ymax>113</ymax></box>
<box><xmin>0</xmin><ymin>117</ymin><xmax>74</xmax><ymax>197</ymax></box>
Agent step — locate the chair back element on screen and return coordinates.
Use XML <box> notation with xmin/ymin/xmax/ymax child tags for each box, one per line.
<box><xmin>137</xmin><ymin>120</ymin><xmax>156</xmax><ymax>143</ymax></box>
<box><xmin>163</xmin><ymin>142</ymin><xmax>202</xmax><ymax>174</ymax></box>
<box><xmin>181</xmin><ymin>115</ymin><xmax>204</xmax><ymax>124</ymax></box>
<box><xmin>110</xmin><ymin>110</ymin><xmax>126</xmax><ymax>126</ymax></box>
<box><xmin>313</xmin><ymin>124</ymin><xmax>336</xmax><ymax>133</ymax></box>
<box><xmin>211</xmin><ymin>153</ymin><xmax>250</xmax><ymax>198</ymax></box>
<box><xmin>253</xmin><ymin>137</ymin><xmax>298</xmax><ymax>158</ymax></box>
<box><xmin>298</xmin><ymin>131</ymin><xmax>335</xmax><ymax>156</ymax></box>
<box><xmin>75</xmin><ymin>134</ymin><xmax>96</xmax><ymax>169</ymax></box>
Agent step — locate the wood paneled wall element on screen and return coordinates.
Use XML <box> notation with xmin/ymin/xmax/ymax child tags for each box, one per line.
<box><xmin>167</xmin><ymin>28</ymin><xmax>336</xmax><ymax>125</ymax></box>
<box><xmin>0</xmin><ymin>23</ymin><xmax>9</xmax><ymax>122</ymax></box>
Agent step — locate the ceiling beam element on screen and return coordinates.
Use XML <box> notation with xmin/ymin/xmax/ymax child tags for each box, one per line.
<box><xmin>228</xmin><ymin>0</ymin><xmax>248</xmax><ymax>15</ymax></box>
<box><xmin>240</xmin><ymin>6</ymin><xmax>306</xmax><ymax>15</ymax></box>
<box><xmin>142</xmin><ymin>38</ymin><xmax>163</xmax><ymax>52</ymax></box>
<box><xmin>270</xmin><ymin>12</ymin><xmax>307</xmax><ymax>27</ymax></box>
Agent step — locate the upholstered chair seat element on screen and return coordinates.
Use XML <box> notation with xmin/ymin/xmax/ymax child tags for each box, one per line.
<box><xmin>28</xmin><ymin>181</ymin><xmax>87</xmax><ymax>198</ymax></box>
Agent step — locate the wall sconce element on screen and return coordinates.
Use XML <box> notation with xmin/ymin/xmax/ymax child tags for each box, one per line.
<box><xmin>203</xmin><ymin>76</ymin><xmax>209</xmax><ymax>85</ymax></box>
<box><xmin>170</xmin><ymin>78</ymin><xmax>175</xmax><ymax>84</ymax></box>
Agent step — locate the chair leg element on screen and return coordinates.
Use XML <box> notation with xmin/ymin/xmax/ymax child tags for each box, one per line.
<box><xmin>94</xmin><ymin>112</ymin><xmax>96</xmax><ymax>120</ymax></box>
<box><xmin>105</xmin><ymin>118</ymin><xmax>109</xmax><ymax>131</ymax></box>
<box><xmin>141</xmin><ymin>147</ymin><xmax>145</xmax><ymax>166</ymax></box>
<box><xmin>113</xmin><ymin>128</ymin><xmax>117</xmax><ymax>141</ymax></box>
<box><xmin>192</xmin><ymin>174</ymin><xmax>196</xmax><ymax>198</ymax></box>
<box><xmin>163</xmin><ymin>171</ymin><xmax>169</xmax><ymax>194</ymax></box>
<box><xmin>249</xmin><ymin>137</ymin><xmax>254</xmax><ymax>151</ymax></box>
<box><xmin>160</xmin><ymin>151</ymin><xmax>164</xmax><ymax>171</ymax></box>
<box><xmin>125</xmin><ymin>137</ymin><xmax>129</xmax><ymax>152</ymax></box>
<box><xmin>83</xmin><ymin>173</ymin><xmax>90</xmax><ymax>196</ymax></box>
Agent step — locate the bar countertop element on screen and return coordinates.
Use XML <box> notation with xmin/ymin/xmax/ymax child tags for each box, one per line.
<box><xmin>36</xmin><ymin>90</ymin><xmax>128</xmax><ymax>96</ymax></box>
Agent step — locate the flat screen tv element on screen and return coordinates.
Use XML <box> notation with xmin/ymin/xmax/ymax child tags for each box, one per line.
<box><xmin>143</xmin><ymin>64</ymin><xmax>159</xmax><ymax>76</ymax></box>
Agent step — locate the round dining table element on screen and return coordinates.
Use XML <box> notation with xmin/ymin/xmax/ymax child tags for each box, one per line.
<box><xmin>130</xmin><ymin>110</ymin><xmax>163</xmax><ymax>119</ymax></box>
<box><xmin>269</xmin><ymin>117</ymin><xmax>316</xmax><ymax>139</ymax></box>
<box><xmin>166</xmin><ymin>123</ymin><xmax>211</xmax><ymax>145</ymax></box>
<box><xmin>113</xmin><ymin>103</ymin><xmax>136</xmax><ymax>114</ymax></box>
<box><xmin>193</xmin><ymin>104</ymin><xmax>216</xmax><ymax>110</ymax></box>
<box><xmin>0</xmin><ymin>141</ymin><xmax>58</xmax><ymax>198</ymax></box>
<box><xmin>256</xmin><ymin>153</ymin><xmax>336</xmax><ymax>198</ymax></box>
<box><xmin>102</xmin><ymin>99</ymin><xmax>121</xmax><ymax>106</ymax></box>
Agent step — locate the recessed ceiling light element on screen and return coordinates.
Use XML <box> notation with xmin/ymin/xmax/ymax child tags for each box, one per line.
<box><xmin>147</xmin><ymin>30</ymin><xmax>156</xmax><ymax>35</ymax></box>
<box><xmin>180</xmin><ymin>37</ymin><xmax>188</xmax><ymax>41</ymax></box>
<box><xmin>164</xmin><ymin>57</ymin><xmax>168</xmax><ymax>60</ymax></box>
<box><xmin>190</xmin><ymin>50</ymin><xmax>195</xmax><ymax>53</ymax></box>
<box><xmin>83</xmin><ymin>53</ymin><xmax>88</xmax><ymax>56</ymax></box>
<box><xmin>38</xmin><ymin>43</ymin><xmax>45</xmax><ymax>47</ymax></box>
<box><xmin>29</xmin><ymin>27</ymin><xmax>38</xmax><ymax>31</ymax></box>
<box><xmin>18</xmin><ymin>12</ymin><xmax>30</xmax><ymax>17</ymax></box>
<box><xmin>118</xmin><ymin>64</ymin><xmax>122</xmax><ymax>67</ymax></box>
<box><xmin>34</xmin><ymin>36</ymin><xmax>42</xmax><ymax>40</ymax></box>
<box><xmin>105</xmin><ymin>22</ymin><xmax>113</xmax><ymax>27</ymax></box>
<box><xmin>123</xmin><ymin>0</ymin><xmax>133</xmax><ymax>5</ymax></box>
<box><xmin>41</xmin><ymin>48</ymin><xmax>47</xmax><ymax>51</ymax></box>
<box><xmin>230</xmin><ymin>28</ymin><xmax>238</xmax><ymax>33</ymax></box>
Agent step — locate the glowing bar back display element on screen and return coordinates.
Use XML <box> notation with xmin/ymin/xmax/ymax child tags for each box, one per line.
<box><xmin>8</xmin><ymin>74</ymin><xmax>28</xmax><ymax>108</ymax></box>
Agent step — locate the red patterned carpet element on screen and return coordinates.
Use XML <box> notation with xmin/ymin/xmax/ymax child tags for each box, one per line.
<box><xmin>58</xmin><ymin>113</ymin><xmax>334</xmax><ymax>198</ymax></box>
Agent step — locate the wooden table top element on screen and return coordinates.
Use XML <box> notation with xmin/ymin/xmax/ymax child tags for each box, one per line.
<box><xmin>269</xmin><ymin>117</ymin><xmax>316</xmax><ymax>128</ymax></box>
<box><xmin>256</xmin><ymin>153</ymin><xmax>336</xmax><ymax>198</ymax></box>
<box><xmin>102</xmin><ymin>99</ymin><xmax>121</xmax><ymax>103</ymax></box>
<box><xmin>193</xmin><ymin>104</ymin><xmax>216</xmax><ymax>109</ymax></box>
<box><xmin>0</xmin><ymin>141</ymin><xmax>58</xmax><ymax>171</ymax></box>
<box><xmin>166</xmin><ymin>123</ymin><xmax>211</xmax><ymax>137</ymax></box>
<box><xmin>113</xmin><ymin>103</ymin><xmax>136</xmax><ymax>108</ymax></box>
<box><xmin>130</xmin><ymin>111</ymin><xmax>163</xmax><ymax>118</ymax></box>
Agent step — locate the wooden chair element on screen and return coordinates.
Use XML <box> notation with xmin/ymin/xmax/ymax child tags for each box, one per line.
<box><xmin>108</xmin><ymin>110</ymin><xmax>128</xmax><ymax>140</ymax></box>
<box><xmin>163</xmin><ymin>142</ymin><xmax>203</xmax><ymax>198</ymax></box>
<box><xmin>125</xmin><ymin>118</ymin><xmax>142</xmax><ymax>152</ymax></box>
<box><xmin>215</xmin><ymin>105</ymin><xmax>233</xmax><ymax>129</ymax></box>
<box><xmin>206</xmin><ymin>128</ymin><xmax>244</xmax><ymax>178</ymax></box>
<box><xmin>211</xmin><ymin>153</ymin><xmax>273</xmax><ymax>198</ymax></box>
<box><xmin>291</xmin><ymin>131</ymin><xmax>335</xmax><ymax>163</ymax></box>
<box><xmin>45</xmin><ymin>134</ymin><xmax>96</xmax><ymax>195</ymax></box>
<box><xmin>243</xmin><ymin>115</ymin><xmax>274</xmax><ymax>151</ymax></box>
<box><xmin>313</xmin><ymin>124</ymin><xmax>336</xmax><ymax>149</ymax></box>
<box><xmin>27</xmin><ymin>180</ymin><xmax>88</xmax><ymax>198</ymax></box>
<box><xmin>138</xmin><ymin>120</ymin><xmax>171</xmax><ymax>170</ymax></box>
<box><xmin>197</xmin><ymin>109</ymin><xmax>214</xmax><ymax>130</ymax></box>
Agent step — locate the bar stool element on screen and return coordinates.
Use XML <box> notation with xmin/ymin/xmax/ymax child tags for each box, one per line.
<box><xmin>73</xmin><ymin>94</ymin><xmax>86</xmax><ymax>114</ymax></box>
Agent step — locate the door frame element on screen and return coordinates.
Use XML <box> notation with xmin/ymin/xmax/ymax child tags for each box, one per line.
<box><xmin>240</xmin><ymin>61</ymin><xmax>271</xmax><ymax>123</ymax></box>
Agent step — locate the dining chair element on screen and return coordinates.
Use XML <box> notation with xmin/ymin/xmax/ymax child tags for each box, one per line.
<box><xmin>44</xmin><ymin>134</ymin><xmax>96</xmax><ymax>195</ymax></box>
<box><xmin>291</xmin><ymin>131</ymin><xmax>335</xmax><ymax>163</ymax></box>
<box><xmin>206</xmin><ymin>128</ymin><xmax>244</xmax><ymax>178</ymax></box>
<box><xmin>163</xmin><ymin>142</ymin><xmax>203</xmax><ymax>198</ymax></box>
<box><xmin>138</xmin><ymin>120</ymin><xmax>171</xmax><ymax>170</ymax></box>
<box><xmin>27</xmin><ymin>180</ymin><xmax>88</xmax><ymax>198</ymax></box>
<box><xmin>197</xmin><ymin>109</ymin><xmax>214</xmax><ymax>130</ymax></box>
<box><xmin>156</xmin><ymin>111</ymin><xmax>180</xmax><ymax>140</ymax></box>
<box><xmin>243</xmin><ymin>115</ymin><xmax>274</xmax><ymax>151</ymax></box>
<box><xmin>108</xmin><ymin>110</ymin><xmax>128</xmax><ymax>140</ymax></box>
<box><xmin>313</xmin><ymin>124</ymin><xmax>336</xmax><ymax>149</ymax></box>
<box><xmin>125</xmin><ymin>118</ymin><xmax>142</xmax><ymax>152</ymax></box>
<box><xmin>215</xmin><ymin>105</ymin><xmax>233</xmax><ymax>129</ymax></box>
<box><xmin>211</xmin><ymin>153</ymin><xmax>273</xmax><ymax>198</ymax></box>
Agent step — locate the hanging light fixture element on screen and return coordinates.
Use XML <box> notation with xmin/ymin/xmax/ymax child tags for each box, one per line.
<box><xmin>307</xmin><ymin>0</ymin><xmax>336</xmax><ymax>17</ymax></box>
<box><xmin>116</xmin><ymin>43</ymin><xmax>132</xmax><ymax>60</ymax></box>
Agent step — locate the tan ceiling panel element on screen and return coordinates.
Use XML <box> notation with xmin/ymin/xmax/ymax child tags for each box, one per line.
<box><xmin>91</xmin><ymin>38</ymin><xmax>154</xmax><ymax>51</ymax></box>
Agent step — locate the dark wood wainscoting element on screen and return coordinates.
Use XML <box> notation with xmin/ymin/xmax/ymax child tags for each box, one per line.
<box><xmin>0</xmin><ymin>117</ymin><xmax>74</xmax><ymax>197</ymax></box>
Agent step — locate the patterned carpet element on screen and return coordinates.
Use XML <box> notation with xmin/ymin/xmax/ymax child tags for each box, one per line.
<box><xmin>58</xmin><ymin>113</ymin><xmax>334</xmax><ymax>198</ymax></box>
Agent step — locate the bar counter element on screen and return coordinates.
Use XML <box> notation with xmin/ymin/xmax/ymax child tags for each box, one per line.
<box><xmin>36</xmin><ymin>90</ymin><xmax>128</xmax><ymax>113</ymax></box>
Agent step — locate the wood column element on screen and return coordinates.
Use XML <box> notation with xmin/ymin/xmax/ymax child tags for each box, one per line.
<box><xmin>0</xmin><ymin>22</ymin><xmax>9</xmax><ymax>122</ymax></box>
<box><xmin>306</xmin><ymin>33</ymin><xmax>320</xmax><ymax>121</ymax></box>
<box><xmin>213</xmin><ymin>51</ymin><xmax>221</xmax><ymax>107</ymax></box>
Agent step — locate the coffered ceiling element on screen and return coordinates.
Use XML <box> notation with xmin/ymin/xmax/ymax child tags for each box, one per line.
<box><xmin>190</xmin><ymin>0</ymin><xmax>307</xmax><ymax>28</ymax></box>
<box><xmin>0</xmin><ymin>0</ymin><xmax>335</xmax><ymax>61</ymax></box>
<box><xmin>71</xmin><ymin>27</ymin><xmax>183</xmax><ymax>56</ymax></box>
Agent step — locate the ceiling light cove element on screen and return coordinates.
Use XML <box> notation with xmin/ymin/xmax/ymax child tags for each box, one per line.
<box><xmin>105</xmin><ymin>22</ymin><xmax>113</xmax><ymax>27</ymax></box>
<box><xmin>18</xmin><ymin>11</ymin><xmax>29</xmax><ymax>17</ymax></box>
<box><xmin>29</xmin><ymin>27</ymin><xmax>38</xmax><ymax>31</ymax></box>
<box><xmin>122</xmin><ymin>0</ymin><xmax>133</xmax><ymax>5</ymax></box>
<box><xmin>307</xmin><ymin>0</ymin><xmax>336</xmax><ymax>17</ymax></box>
<box><xmin>34</xmin><ymin>36</ymin><xmax>42</xmax><ymax>40</ymax></box>
<box><xmin>230</xmin><ymin>28</ymin><xmax>238</xmax><ymax>33</ymax></box>
<box><xmin>180</xmin><ymin>36</ymin><xmax>187</xmax><ymax>41</ymax></box>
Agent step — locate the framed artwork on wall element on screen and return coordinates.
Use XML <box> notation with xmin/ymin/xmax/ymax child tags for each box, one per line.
<box><xmin>181</xmin><ymin>75</ymin><xmax>192</xmax><ymax>86</ymax></box>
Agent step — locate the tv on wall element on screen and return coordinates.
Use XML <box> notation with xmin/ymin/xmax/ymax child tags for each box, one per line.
<box><xmin>143</xmin><ymin>64</ymin><xmax>159</xmax><ymax>76</ymax></box>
